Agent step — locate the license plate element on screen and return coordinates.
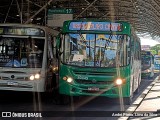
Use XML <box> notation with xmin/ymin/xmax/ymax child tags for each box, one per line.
<box><xmin>88</xmin><ymin>87</ymin><xmax>99</xmax><ymax>91</ymax></box>
<box><xmin>7</xmin><ymin>81</ymin><xmax>18</xmax><ymax>86</ymax></box>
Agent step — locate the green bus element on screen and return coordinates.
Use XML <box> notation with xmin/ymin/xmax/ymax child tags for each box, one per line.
<box><xmin>141</xmin><ymin>51</ymin><xmax>154</xmax><ymax>79</ymax></box>
<box><xmin>56</xmin><ymin>20</ymin><xmax>141</xmax><ymax>104</ymax></box>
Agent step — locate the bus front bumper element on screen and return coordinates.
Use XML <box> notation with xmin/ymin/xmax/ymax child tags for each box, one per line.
<box><xmin>59</xmin><ymin>82</ymin><xmax>129</xmax><ymax>98</ymax></box>
<box><xmin>0</xmin><ymin>80</ymin><xmax>44</xmax><ymax>92</ymax></box>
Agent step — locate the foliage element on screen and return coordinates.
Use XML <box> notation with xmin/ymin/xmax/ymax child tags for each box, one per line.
<box><xmin>150</xmin><ymin>44</ymin><xmax>160</xmax><ymax>55</ymax></box>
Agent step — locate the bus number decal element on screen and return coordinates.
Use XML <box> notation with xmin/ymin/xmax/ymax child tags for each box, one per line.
<box><xmin>77</xmin><ymin>75</ymin><xmax>88</xmax><ymax>80</ymax></box>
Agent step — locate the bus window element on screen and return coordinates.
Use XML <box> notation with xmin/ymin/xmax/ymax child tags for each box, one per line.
<box><xmin>0</xmin><ymin>37</ymin><xmax>44</xmax><ymax>68</ymax></box>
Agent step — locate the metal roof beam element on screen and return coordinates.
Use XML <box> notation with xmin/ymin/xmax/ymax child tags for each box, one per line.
<box><xmin>25</xmin><ymin>0</ymin><xmax>53</xmax><ymax>24</ymax></box>
<box><xmin>74</xmin><ymin>0</ymin><xmax>98</xmax><ymax>19</ymax></box>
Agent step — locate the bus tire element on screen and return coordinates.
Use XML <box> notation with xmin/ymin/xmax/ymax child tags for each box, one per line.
<box><xmin>124</xmin><ymin>96</ymin><xmax>133</xmax><ymax>105</ymax></box>
<box><xmin>135</xmin><ymin>77</ymin><xmax>140</xmax><ymax>94</ymax></box>
<box><xmin>135</xmin><ymin>87</ymin><xmax>139</xmax><ymax>94</ymax></box>
<box><xmin>124</xmin><ymin>79</ymin><xmax>134</xmax><ymax>105</ymax></box>
<box><xmin>59</xmin><ymin>94</ymin><xmax>71</xmax><ymax>105</ymax></box>
<box><xmin>45</xmin><ymin>73</ymin><xmax>57</xmax><ymax>101</ymax></box>
<box><xmin>52</xmin><ymin>88</ymin><xmax>61</xmax><ymax>104</ymax></box>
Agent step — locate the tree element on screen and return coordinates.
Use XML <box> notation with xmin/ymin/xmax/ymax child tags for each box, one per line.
<box><xmin>150</xmin><ymin>44</ymin><xmax>160</xmax><ymax>55</ymax></box>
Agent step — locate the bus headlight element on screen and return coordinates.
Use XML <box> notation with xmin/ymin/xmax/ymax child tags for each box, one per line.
<box><xmin>35</xmin><ymin>74</ymin><xmax>40</xmax><ymax>79</ymax></box>
<box><xmin>29</xmin><ymin>75</ymin><xmax>35</xmax><ymax>80</ymax></box>
<box><xmin>114</xmin><ymin>78</ymin><xmax>124</xmax><ymax>86</ymax></box>
<box><xmin>67</xmin><ymin>77</ymin><xmax>73</xmax><ymax>83</ymax></box>
<box><xmin>63</xmin><ymin>76</ymin><xmax>73</xmax><ymax>83</ymax></box>
<box><xmin>29</xmin><ymin>74</ymin><xmax>40</xmax><ymax>80</ymax></box>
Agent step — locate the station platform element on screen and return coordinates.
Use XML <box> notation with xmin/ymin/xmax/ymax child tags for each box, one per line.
<box><xmin>119</xmin><ymin>76</ymin><xmax>160</xmax><ymax>120</ymax></box>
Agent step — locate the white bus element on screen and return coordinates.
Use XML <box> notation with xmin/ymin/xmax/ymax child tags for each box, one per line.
<box><xmin>0</xmin><ymin>24</ymin><xmax>59</xmax><ymax>92</ymax></box>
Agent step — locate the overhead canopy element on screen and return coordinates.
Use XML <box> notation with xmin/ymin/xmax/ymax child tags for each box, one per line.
<box><xmin>0</xmin><ymin>0</ymin><xmax>159</xmax><ymax>42</ymax></box>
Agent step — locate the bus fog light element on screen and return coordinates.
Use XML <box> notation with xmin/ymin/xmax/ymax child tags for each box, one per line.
<box><xmin>67</xmin><ymin>77</ymin><xmax>73</xmax><ymax>83</ymax></box>
<box><xmin>115</xmin><ymin>78</ymin><xmax>123</xmax><ymax>85</ymax></box>
<box><xmin>35</xmin><ymin>74</ymin><xmax>40</xmax><ymax>79</ymax></box>
<box><xmin>30</xmin><ymin>75</ymin><xmax>35</xmax><ymax>80</ymax></box>
<box><xmin>63</xmin><ymin>76</ymin><xmax>67</xmax><ymax>80</ymax></box>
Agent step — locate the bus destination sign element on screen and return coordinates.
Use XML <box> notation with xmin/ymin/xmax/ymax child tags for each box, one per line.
<box><xmin>0</xmin><ymin>27</ymin><xmax>45</xmax><ymax>36</ymax></box>
<box><xmin>69</xmin><ymin>22</ymin><xmax>122</xmax><ymax>31</ymax></box>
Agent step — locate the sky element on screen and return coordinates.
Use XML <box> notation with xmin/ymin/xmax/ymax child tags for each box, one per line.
<box><xmin>140</xmin><ymin>36</ymin><xmax>160</xmax><ymax>47</ymax></box>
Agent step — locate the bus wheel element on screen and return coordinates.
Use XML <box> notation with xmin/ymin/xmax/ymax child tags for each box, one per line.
<box><xmin>134</xmin><ymin>78</ymin><xmax>140</xmax><ymax>94</ymax></box>
<box><xmin>59</xmin><ymin>94</ymin><xmax>71</xmax><ymax>105</ymax></box>
<box><xmin>135</xmin><ymin>87</ymin><xmax>139</xmax><ymax>94</ymax></box>
<box><xmin>124</xmin><ymin>96</ymin><xmax>133</xmax><ymax>105</ymax></box>
<box><xmin>135</xmin><ymin>78</ymin><xmax>140</xmax><ymax>94</ymax></box>
<box><xmin>45</xmin><ymin>73</ymin><xmax>57</xmax><ymax>101</ymax></box>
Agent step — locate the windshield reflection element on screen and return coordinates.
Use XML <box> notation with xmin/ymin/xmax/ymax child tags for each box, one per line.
<box><xmin>0</xmin><ymin>37</ymin><xmax>44</xmax><ymax>68</ymax></box>
<box><xmin>62</xmin><ymin>33</ymin><xmax>130</xmax><ymax>67</ymax></box>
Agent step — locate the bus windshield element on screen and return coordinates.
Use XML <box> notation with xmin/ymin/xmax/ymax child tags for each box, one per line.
<box><xmin>0</xmin><ymin>37</ymin><xmax>44</xmax><ymax>68</ymax></box>
<box><xmin>141</xmin><ymin>55</ymin><xmax>151</xmax><ymax>70</ymax></box>
<box><xmin>62</xmin><ymin>33</ymin><xmax>130</xmax><ymax>67</ymax></box>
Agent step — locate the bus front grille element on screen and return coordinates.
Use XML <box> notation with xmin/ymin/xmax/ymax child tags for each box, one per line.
<box><xmin>0</xmin><ymin>76</ymin><xmax>29</xmax><ymax>81</ymax></box>
<box><xmin>82</xmin><ymin>89</ymin><xmax>117</xmax><ymax>94</ymax></box>
<box><xmin>82</xmin><ymin>90</ymin><xmax>104</xmax><ymax>94</ymax></box>
<box><xmin>0</xmin><ymin>83</ymin><xmax>33</xmax><ymax>88</ymax></box>
<box><xmin>75</xmin><ymin>79</ymin><xmax>113</xmax><ymax>85</ymax></box>
<box><xmin>73</xmin><ymin>71</ymin><xmax>115</xmax><ymax>76</ymax></box>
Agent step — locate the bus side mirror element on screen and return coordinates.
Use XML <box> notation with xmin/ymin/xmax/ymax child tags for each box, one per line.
<box><xmin>56</xmin><ymin>34</ymin><xmax>62</xmax><ymax>59</ymax></box>
<box><xmin>56</xmin><ymin>33</ymin><xmax>62</xmax><ymax>46</ymax></box>
<box><xmin>56</xmin><ymin>48</ymin><xmax>59</xmax><ymax>59</ymax></box>
<box><xmin>56</xmin><ymin>48</ymin><xmax>63</xmax><ymax>59</ymax></box>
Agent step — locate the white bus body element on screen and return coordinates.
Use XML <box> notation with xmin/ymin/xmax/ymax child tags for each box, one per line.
<box><xmin>0</xmin><ymin>24</ymin><xmax>59</xmax><ymax>92</ymax></box>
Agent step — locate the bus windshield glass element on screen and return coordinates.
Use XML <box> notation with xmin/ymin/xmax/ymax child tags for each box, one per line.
<box><xmin>141</xmin><ymin>55</ymin><xmax>151</xmax><ymax>70</ymax></box>
<box><xmin>0</xmin><ymin>37</ymin><xmax>44</xmax><ymax>68</ymax></box>
<box><xmin>62</xmin><ymin>33</ymin><xmax>129</xmax><ymax>67</ymax></box>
